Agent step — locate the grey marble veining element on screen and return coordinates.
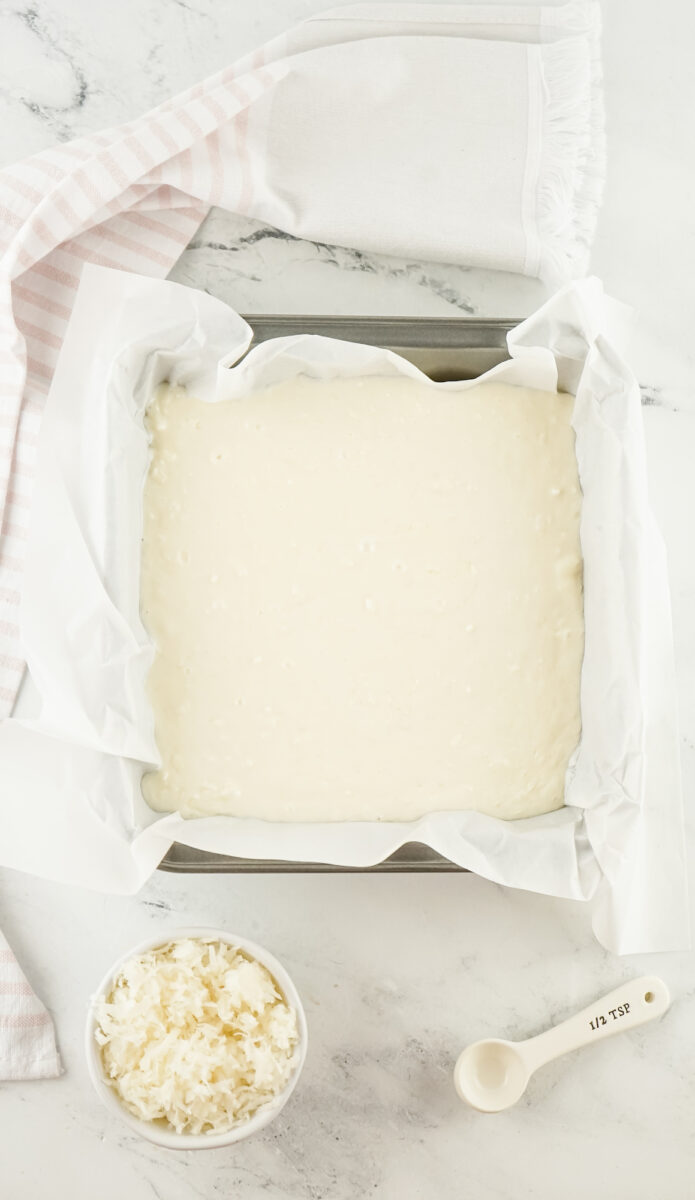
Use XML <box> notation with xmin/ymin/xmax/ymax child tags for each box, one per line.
<box><xmin>0</xmin><ymin>1</ymin><xmax>694</xmax><ymax>1198</ymax></box>
<box><xmin>168</xmin><ymin>208</ymin><xmax>549</xmax><ymax>319</ymax></box>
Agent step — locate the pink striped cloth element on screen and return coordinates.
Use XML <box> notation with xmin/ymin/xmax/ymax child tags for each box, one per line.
<box><xmin>0</xmin><ymin>4</ymin><xmax>603</xmax><ymax>716</ymax></box>
<box><xmin>0</xmin><ymin>43</ymin><xmax>284</xmax><ymax>715</ymax></box>
<box><xmin>0</xmin><ymin>930</ymin><xmax>61</xmax><ymax>1079</ymax></box>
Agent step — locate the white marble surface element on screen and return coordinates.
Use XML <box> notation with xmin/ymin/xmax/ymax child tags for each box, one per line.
<box><xmin>1</xmin><ymin>1</ymin><xmax>694</xmax><ymax>1197</ymax></box>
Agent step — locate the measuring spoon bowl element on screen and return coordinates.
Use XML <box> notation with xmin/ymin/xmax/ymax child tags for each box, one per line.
<box><xmin>454</xmin><ymin>1038</ymin><xmax>529</xmax><ymax>1112</ymax></box>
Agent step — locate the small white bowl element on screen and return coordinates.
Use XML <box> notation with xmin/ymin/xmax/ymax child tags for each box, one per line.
<box><xmin>85</xmin><ymin>927</ymin><xmax>308</xmax><ymax>1151</ymax></box>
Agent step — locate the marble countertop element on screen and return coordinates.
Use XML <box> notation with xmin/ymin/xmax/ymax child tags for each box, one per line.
<box><xmin>1</xmin><ymin>1</ymin><xmax>694</xmax><ymax>1197</ymax></box>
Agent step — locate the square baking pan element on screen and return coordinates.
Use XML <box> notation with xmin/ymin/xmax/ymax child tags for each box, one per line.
<box><xmin>159</xmin><ymin>314</ymin><xmax>516</xmax><ymax>874</ymax></box>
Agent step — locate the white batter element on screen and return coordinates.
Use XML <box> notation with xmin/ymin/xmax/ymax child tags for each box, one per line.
<box><xmin>141</xmin><ymin>375</ymin><xmax>583</xmax><ymax>822</ymax></box>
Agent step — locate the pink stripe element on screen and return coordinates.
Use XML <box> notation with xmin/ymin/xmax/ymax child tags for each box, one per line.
<box><xmin>229</xmin><ymin>82</ymin><xmax>253</xmax><ymax>212</ymax></box>
<box><xmin>0</xmin><ymin>620</ymin><xmax>21</xmax><ymax>637</ymax></box>
<box><xmin>2</xmin><ymin>523</ymin><xmax>30</xmax><ymax>540</ymax></box>
<box><xmin>0</xmin><ymin>950</ymin><xmax>17</xmax><ymax>963</ymax></box>
<box><xmin>5</xmin><ymin>176</ymin><xmax>43</xmax><ymax>207</ymax></box>
<box><xmin>29</xmin><ymin>158</ymin><xmax>63</xmax><ymax>181</ymax></box>
<box><xmin>53</xmin><ymin>142</ymin><xmax>89</xmax><ymax>161</ymax></box>
<box><xmin>23</xmin><ymin>380</ymin><xmax>49</xmax><ymax>401</ymax></box>
<box><xmin>13</xmin><ymin>284</ymin><xmax>72</xmax><ymax>322</ymax></box>
<box><xmin>0</xmin><ymin>587</ymin><xmax>21</xmax><ymax>603</ymax></box>
<box><xmin>3</xmin><ymin>427</ymin><xmax>38</xmax><ymax>446</ymax></box>
<box><xmin>228</xmin><ymin>77</ymin><xmax>252</xmax><ymax>107</ymax></box>
<box><xmin>61</xmin><ymin>241</ymin><xmax>127</xmax><ymax>273</ymax></box>
<box><xmin>52</xmin><ymin>190</ymin><xmax>84</xmax><ymax>227</ymax></box>
<box><xmin>30</xmin><ymin>215</ymin><xmax>61</xmax><ymax>248</ymax></box>
<box><xmin>0</xmin><ymin>980</ymin><xmax>33</xmax><ymax>996</ymax></box>
<box><xmin>122</xmin><ymin>134</ymin><xmax>156</xmax><ymax>172</ymax></box>
<box><xmin>0</xmin><ymin>684</ymin><xmax>18</xmax><ymax>703</ymax></box>
<box><xmin>15</xmin><ymin>318</ymin><xmax>62</xmax><ymax>351</ymax></box>
<box><xmin>101</xmin><ymin>150</ymin><xmax>131</xmax><ymax>190</ymax></box>
<box><xmin>123</xmin><ymin>181</ymin><xmax>162</xmax><ymax>208</ymax></box>
<box><xmin>0</xmin><ymin>557</ymin><xmax>23</xmax><ymax>573</ymax></box>
<box><xmin>99</xmin><ymin>189</ymin><xmax>141</xmax><ymax>221</ymax></box>
<box><xmin>150</xmin><ymin>183</ymin><xmax>175</xmax><ymax>208</ymax></box>
<box><xmin>0</xmin><ymin>653</ymin><xmax>24</xmax><ymax>670</ymax></box>
<box><xmin>26</xmin><ymin>357</ymin><xmax>53</xmax><ymax>383</ymax></box>
<box><xmin>176</xmin><ymin>146</ymin><xmax>194</xmax><ymax>197</ymax></box>
<box><xmin>184</xmin><ymin>82</ymin><xmax>206</xmax><ymax>103</ymax></box>
<box><xmin>6</xmin><ymin>461</ymin><xmax>36</xmax><ymax>478</ymax></box>
<box><xmin>97</xmin><ymin>225</ymin><xmax>172</xmax><ymax>268</ymax></box>
<box><xmin>73</xmin><ymin>169</ymin><xmax>105</xmax><ymax>207</ymax></box>
<box><xmin>5</xmin><ymin>492</ymin><xmax>31</xmax><ymax>511</ymax></box>
<box><xmin>150</xmin><ymin>121</ymin><xmax>180</xmax><ymax>157</ymax></box>
<box><xmin>178</xmin><ymin>110</ymin><xmax>206</xmax><ymax>140</ymax></box>
<box><xmin>32</xmin><ymin>260</ymin><xmax>81</xmax><ymax>290</ymax></box>
<box><xmin>200</xmin><ymin>93</ymin><xmax>228</xmax><ymax>123</ymax></box>
<box><xmin>206</xmin><ymin>130</ymin><xmax>224</xmax><ymax>206</ymax></box>
<box><xmin>147</xmin><ymin>180</ymin><xmax>171</xmax><ymax>204</ymax></box>
<box><xmin>119</xmin><ymin>209</ymin><xmax>190</xmax><ymax>246</ymax></box>
<box><xmin>0</xmin><ymin>1012</ymin><xmax>51</xmax><ymax>1029</ymax></box>
<box><xmin>15</xmin><ymin>245</ymin><xmax>35</xmax><ymax>271</ymax></box>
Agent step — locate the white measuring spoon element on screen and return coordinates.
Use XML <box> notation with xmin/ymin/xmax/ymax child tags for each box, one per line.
<box><xmin>454</xmin><ymin>975</ymin><xmax>670</xmax><ymax>1113</ymax></box>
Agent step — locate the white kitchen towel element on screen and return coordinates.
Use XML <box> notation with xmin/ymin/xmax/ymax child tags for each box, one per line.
<box><xmin>0</xmin><ymin>931</ymin><xmax>61</xmax><ymax>1080</ymax></box>
<box><xmin>0</xmin><ymin>2</ymin><xmax>603</xmax><ymax>716</ymax></box>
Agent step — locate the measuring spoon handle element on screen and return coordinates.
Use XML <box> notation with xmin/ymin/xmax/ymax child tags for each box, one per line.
<box><xmin>520</xmin><ymin>976</ymin><xmax>670</xmax><ymax>1074</ymax></box>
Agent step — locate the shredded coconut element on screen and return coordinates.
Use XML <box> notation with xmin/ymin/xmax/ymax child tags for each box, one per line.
<box><xmin>94</xmin><ymin>938</ymin><xmax>300</xmax><ymax>1135</ymax></box>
